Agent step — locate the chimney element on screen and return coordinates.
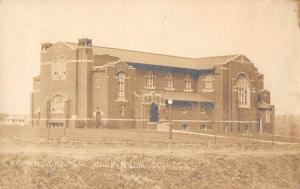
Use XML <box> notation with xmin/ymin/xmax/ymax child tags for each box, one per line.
<box><xmin>78</xmin><ymin>38</ymin><xmax>92</xmax><ymax>46</ymax></box>
<box><xmin>41</xmin><ymin>42</ymin><xmax>52</xmax><ymax>51</ymax></box>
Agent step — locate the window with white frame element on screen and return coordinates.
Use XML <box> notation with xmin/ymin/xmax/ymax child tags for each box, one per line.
<box><xmin>203</xmin><ymin>74</ymin><xmax>214</xmax><ymax>91</ymax></box>
<box><xmin>50</xmin><ymin>94</ymin><xmax>65</xmax><ymax>113</ymax></box>
<box><xmin>117</xmin><ymin>72</ymin><xmax>125</xmax><ymax>101</ymax></box>
<box><xmin>165</xmin><ymin>72</ymin><xmax>174</xmax><ymax>90</ymax></box>
<box><xmin>52</xmin><ymin>56</ymin><xmax>66</xmax><ymax>80</ymax></box>
<box><xmin>265</xmin><ymin>110</ymin><xmax>271</xmax><ymax>123</ymax></box>
<box><xmin>184</xmin><ymin>74</ymin><xmax>193</xmax><ymax>91</ymax></box>
<box><xmin>146</xmin><ymin>71</ymin><xmax>155</xmax><ymax>89</ymax></box>
<box><xmin>237</xmin><ymin>74</ymin><xmax>250</xmax><ymax>108</ymax></box>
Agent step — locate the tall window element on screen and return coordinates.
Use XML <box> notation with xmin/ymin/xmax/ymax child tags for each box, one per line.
<box><xmin>184</xmin><ymin>74</ymin><xmax>193</xmax><ymax>91</ymax></box>
<box><xmin>96</xmin><ymin>79</ymin><xmax>101</xmax><ymax>88</ymax></box>
<box><xmin>165</xmin><ymin>72</ymin><xmax>174</xmax><ymax>90</ymax></box>
<box><xmin>50</xmin><ymin>94</ymin><xmax>64</xmax><ymax>113</ymax></box>
<box><xmin>117</xmin><ymin>72</ymin><xmax>125</xmax><ymax>101</ymax></box>
<box><xmin>203</xmin><ymin>74</ymin><xmax>213</xmax><ymax>91</ymax></box>
<box><xmin>146</xmin><ymin>72</ymin><xmax>155</xmax><ymax>89</ymax></box>
<box><xmin>52</xmin><ymin>56</ymin><xmax>66</xmax><ymax>80</ymax></box>
<box><xmin>120</xmin><ymin>107</ymin><xmax>125</xmax><ymax>117</ymax></box>
<box><xmin>60</xmin><ymin>56</ymin><xmax>66</xmax><ymax>77</ymax></box>
<box><xmin>237</xmin><ymin>74</ymin><xmax>250</xmax><ymax>108</ymax></box>
<box><xmin>265</xmin><ymin>110</ymin><xmax>271</xmax><ymax>123</ymax></box>
<box><xmin>52</xmin><ymin>57</ymin><xmax>58</xmax><ymax>78</ymax></box>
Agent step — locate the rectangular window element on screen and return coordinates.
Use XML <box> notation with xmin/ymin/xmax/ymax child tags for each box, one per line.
<box><xmin>145</xmin><ymin>72</ymin><xmax>155</xmax><ymax>89</ymax></box>
<box><xmin>117</xmin><ymin>73</ymin><xmax>125</xmax><ymax>101</ymax></box>
<box><xmin>184</xmin><ymin>74</ymin><xmax>193</xmax><ymax>92</ymax></box>
<box><xmin>203</xmin><ymin>74</ymin><xmax>214</xmax><ymax>91</ymax></box>
<box><xmin>165</xmin><ymin>72</ymin><xmax>174</xmax><ymax>90</ymax></box>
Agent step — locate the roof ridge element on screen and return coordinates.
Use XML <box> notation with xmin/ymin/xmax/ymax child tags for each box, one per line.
<box><xmin>195</xmin><ymin>54</ymin><xmax>240</xmax><ymax>59</ymax></box>
<box><xmin>65</xmin><ymin>42</ymin><xmax>240</xmax><ymax>60</ymax></box>
<box><xmin>66</xmin><ymin>42</ymin><xmax>194</xmax><ymax>60</ymax></box>
<box><xmin>64</xmin><ymin>41</ymin><xmax>245</xmax><ymax>70</ymax></box>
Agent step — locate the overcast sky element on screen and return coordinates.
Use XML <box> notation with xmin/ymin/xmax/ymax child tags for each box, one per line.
<box><xmin>0</xmin><ymin>0</ymin><xmax>299</xmax><ymax>115</ymax></box>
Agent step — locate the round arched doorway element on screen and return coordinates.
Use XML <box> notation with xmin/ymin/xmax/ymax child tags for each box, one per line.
<box><xmin>95</xmin><ymin>111</ymin><xmax>102</xmax><ymax>129</ymax></box>
<box><xmin>150</xmin><ymin>103</ymin><xmax>159</xmax><ymax>123</ymax></box>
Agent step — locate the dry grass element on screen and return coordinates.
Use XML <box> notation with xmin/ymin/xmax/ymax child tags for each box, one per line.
<box><xmin>0</xmin><ymin>126</ymin><xmax>300</xmax><ymax>189</ymax></box>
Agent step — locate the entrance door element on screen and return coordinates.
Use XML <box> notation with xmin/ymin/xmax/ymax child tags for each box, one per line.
<box><xmin>150</xmin><ymin>103</ymin><xmax>158</xmax><ymax>122</ymax></box>
<box><xmin>95</xmin><ymin>111</ymin><xmax>102</xmax><ymax>128</ymax></box>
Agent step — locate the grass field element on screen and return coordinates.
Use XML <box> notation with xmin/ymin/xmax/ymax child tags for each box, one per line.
<box><xmin>0</xmin><ymin>126</ymin><xmax>300</xmax><ymax>189</ymax></box>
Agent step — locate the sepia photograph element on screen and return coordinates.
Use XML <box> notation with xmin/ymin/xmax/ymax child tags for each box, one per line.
<box><xmin>0</xmin><ymin>0</ymin><xmax>300</xmax><ymax>188</ymax></box>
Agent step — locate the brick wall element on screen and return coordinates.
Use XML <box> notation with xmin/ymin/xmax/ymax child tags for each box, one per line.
<box><xmin>31</xmin><ymin>41</ymin><xmax>274</xmax><ymax>134</ymax></box>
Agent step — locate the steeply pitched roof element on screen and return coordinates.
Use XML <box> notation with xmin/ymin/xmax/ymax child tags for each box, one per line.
<box><xmin>66</xmin><ymin>42</ymin><xmax>240</xmax><ymax>70</ymax></box>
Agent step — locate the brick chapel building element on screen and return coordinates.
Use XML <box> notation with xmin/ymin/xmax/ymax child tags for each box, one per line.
<box><xmin>31</xmin><ymin>38</ymin><xmax>274</xmax><ymax>134</ymax></box>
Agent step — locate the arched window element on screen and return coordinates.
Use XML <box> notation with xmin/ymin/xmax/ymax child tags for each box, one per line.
<box><xmin>50</xmin><ymin>94</ymin><xmax>65</xmax><ymax>113</ymax></box>
<box><xmin>146</xmin><ymin>71</ymin><xmax>155</xmax><ymax>89</ymax></box>
<box><xmin>165</xmin><ymin>72</ymin><xmax>174</xmax><ymax>90</ymax></box>
<box><xmin>96</xmin><ymin>79</ymin><xmax>101</xmax><ymax>88</ymax></box>
<box><xmin>60</xmin><ymin>56</ymin><xmax>66</xmax><ymax>78</ymax></box>
<box><xmin>117</xmin><ymin>72</ymin><xmax>125</xmax><ymax>101</ymax></box>
<box><xmin>52</xmin><ymin>56</ymin><xmax>66</xmax><ymax>80</ymax></box>
<box><xmin>237</xmin><ymin>74</ymin><xmax>250</xmax><ymax>108</ymax></box>
<box><xmin>52</xmin><ymin>57</ymin><xmax>58</xmax><ymax>78</ymax></box>
<box><xmin>184</xmin><ymin>74</ymin><xmax>193</xmax><ymax>91</ymax></box>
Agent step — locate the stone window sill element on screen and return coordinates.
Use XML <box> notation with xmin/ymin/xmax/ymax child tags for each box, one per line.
<box><xmin>165</xmin><ymin>87</ymin><xmax>175</xmax><ymax>91</ymax></box>
<box><xmin>50</xmin><ymin>111</ymin><xmax>65</xmax><ymax>114</ymax></box>
<box><xmin>202</xmin><ymin>89</ymin><xmax>215</xmax><ymax>92</ymax></box>
<box><xmin>238</xmin><ymin>106</ymin><xmax>250</xmax><ymax>109</ymax></box>
<box><xmin>145</xmin><ymin>86</ymin><xmax>156</xmax><ymax>90</ymax></box>
<box><xmin>184</xmin><ymin>89</ymin><xmax>194</xmax><ymax>92</ymax></box>
<box><xmin>116</xmin><ymin>99</ymin><xmax>128</xmax><ymax>102</ymax></box>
